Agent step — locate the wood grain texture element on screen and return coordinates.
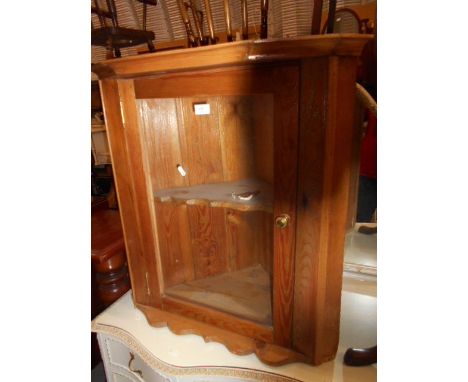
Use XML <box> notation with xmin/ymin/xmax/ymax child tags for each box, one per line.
<box><xmin>136</xmin><ymin>303</ymin><xmax>308</xmax><ymax>366</ymax></box>
<box><xmin>164</xmin><ymin>265</ymin><xmax>272</xmax><ymax>327</ymax></box>
<box><xmin>319</xmin><ymin>57</ymin><xmax>359</xmax><ymax>362</ymax></box>
<box><xmin>99</xmin><ymin>79</ymin><xmax>156</xmax><ymax>307</ymax></box>
<box><xmin>134</xmin><ymin>64</ymin><xmax>300</xmax><ymax>349</ymax></box>
<box><xmin>271</xmin><ymin>66</ymin><xmax>300</xmax><ymax>347</ymax></box>
<box><xmin>92</xmin><ymin>34</ymin><xmax>372</xmax><ymax>79</ymax></box>
<box><xmin>187</xmin><ymin>202</ymin><xmax>229</xmax><ymax>279</ymax></box>
<box><xmin>217</xmin><ymin>96</ymin><xmax>256</xmax><ymax>182</ymax></box>
<box><xmin>91</xmin><ymin>208</ymin><xmax>125</xmax><ymax>264</ymax></box>
<box><xmin>258</xmin><ymin>210</ymin><xmax>274</xmax><ymax>274</ymax></box>
<box><xmin>178</xmin><ymin>97</ymin><xmax>225</xmax><ymax>186</ymax></box>
<box><xmin>137</xmin><ymin>98</ymin><xmax>187</xmax><ymax>191</ymax></box>
<box><xmin>117</xmin><ymin>80</ymin><xmax>164</xmax><ymax>305</ymax></box>
<box><xmin>252</xmin><ymin>95</ymin><xmax>274</xmax><ymax>184</ymax></box>
<box><xmin>154</xmin><ymin>201</ymin><xmax>194</xmax><ymax>287</ymax></box>
<box><xmin>91</xmin><ymin>206</ymin><xmax>130</xmax><ymax>307</ymax></box>
<box><xmin>133</xmin><ymin>65</ymin><xmax>294</xmax><ymax>100</ymax></box>
<box><xmin>162</xmin><ymin>295</ymin><xmax>273</xmax><ymax>344</ymax></box>
<box><xmin>225</xmin><ymin>209</ymin><xmax>272</xmax><ymax>272</ymax></box>
<box><xmin>96</xmin><ymin>39</ymin><xmax>369</xmax><ymax>365</ymax></box>
<box><xmin>293</xmin><ymin>56</ymin><xmax>359</xmax><ymax>364</ymax></box>
<box><xmin>136</xmin><ymin>94</ymin><xmax>273</xmax><ymax>189</ymax></box>
<box><xmin>135</xmin><ymin>68</ymin><xmax>261</xmax><ymax>99</ymax></box>
<box><xmin>292</xmin><ymin>57</ymin><xmax>328</xmax><ymax>360</ymax></box>
<box><xmin>154</xmin><ymin>178</ymin><xmax>273</xmax><ymax>213</ymax></box>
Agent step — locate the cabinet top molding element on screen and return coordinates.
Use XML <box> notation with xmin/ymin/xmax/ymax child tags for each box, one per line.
<box><xmin>92</xmin><ymin>34</ymin><xmax>372</xmax><ymax>79</ymax></box>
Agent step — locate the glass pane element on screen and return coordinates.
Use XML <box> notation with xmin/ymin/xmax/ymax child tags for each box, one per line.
<box><xmin>137</xmin><ymin>94</ymin><xmax>274</xmax><ymax>326</ymax></box>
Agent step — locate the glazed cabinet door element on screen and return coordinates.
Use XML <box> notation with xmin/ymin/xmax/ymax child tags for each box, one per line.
<box><xmin>102</xmin><ymin>63</ymin><xmax>300</xmax><ymax>348</ymax></box>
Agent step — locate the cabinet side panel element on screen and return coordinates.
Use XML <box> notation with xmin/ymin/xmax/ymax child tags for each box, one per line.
<box><xmin>118</xmin><ymin>81</ymin><xmax>165</xmax><ymax>305</ymax></box>
<box><xmin>320</xmin><ymin>57</ymin><xmax>359</xmax><ymax>361</ymax></box>
<box><xmin>293</xmin><ymin>56</ymin><xmax>358</xmax><ymax>364</ymax></box>
<box><xmin>293</xmin><ymin>58</ymin><xmax>328</xmax><ymax>359</ymax></box>
<box><xmin>99</xmin><ymin>79</ymin><xmax>159</xmax><ymax>306</ymax></box>
<box><xmin>102</xmin><ymin>79</ymin><xmax>164</xmax><ymax>306</ymax></box>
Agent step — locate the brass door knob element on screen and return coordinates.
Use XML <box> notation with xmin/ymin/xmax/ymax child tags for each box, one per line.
<box><xmin>275</xmin><ymin>214</ymin><xmax>290</xmax><ymax>229</ymax></box>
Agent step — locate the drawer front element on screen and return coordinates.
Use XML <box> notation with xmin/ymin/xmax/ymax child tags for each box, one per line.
<box><xmin>98</xmin><ymin>333</ymin><xmax>296</xmax><ymax>382</ymax></box>
<box><xmin>98</xmin><ymin>333</ymin><xmax>174</xmax><ymax>382</ymax></box>
<box><xmin>110</xmin><ymin>372</ymin><xmax>141</xmax><ymax>382</ymax></box>
<box><xmin>178</xmin><ymin>377</ymin><xmax>261</xmax><ymax>382</ymax></box>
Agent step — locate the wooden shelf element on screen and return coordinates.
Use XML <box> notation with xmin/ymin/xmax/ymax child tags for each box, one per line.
<box><xmin>165</xmin><ymin>265</ymin><xmax>272</xmax><ymax>326</ymax></box>
<box><xmin>154</xmin><ymin>178</ymin><xmax>273</xmax><ymax>212</ymax></box>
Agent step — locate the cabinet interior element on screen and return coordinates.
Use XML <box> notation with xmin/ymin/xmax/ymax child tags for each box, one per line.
<box><xmin>136</xmin><ymin>94</ymin><xmax>274</xmax><ymax>326</ymax></box>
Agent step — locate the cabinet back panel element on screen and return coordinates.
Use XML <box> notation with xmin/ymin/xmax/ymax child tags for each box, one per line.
<box><xmin>136</xmin><ymin>95</ymin><xmax>274</xmax><ymax>190</ymax></box>
<box><xmin>138</xmin><ymin>99</ymin><xmax>187</xmax><ymax>191</ymax></box>
<box><xmin>225</xmin><ymin>209</ymin><xmax>273</xmax><ymax>273</ymax></box>
<box><xmin>154</xmin><ymin>201</ymin><xmax>194</xmax><ymax>287</ymax></box>
<box><xmin>178</xmin><ymin>97</ymin><xmax>225</xmax><ymax>185</ymax></box>
<box><xmin>252</xmin><ymin>96</ymin><xmax>274</xmax><ymax>184</ymax></box>
<box><xmin>187</xmin><ymin>203</ymin><xmax>230</xmax><ymax>279</ymax></box>
<box><xmin>217</xmin><ymin>96</ymin><xmax>256</xmax><ymax>182</ymax></box>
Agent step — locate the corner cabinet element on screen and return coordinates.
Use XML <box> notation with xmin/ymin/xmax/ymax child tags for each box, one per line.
<box><xmin>92</xmin><ymin>34</ymin><xmax>371</xmax><ymax>366</ymax></box>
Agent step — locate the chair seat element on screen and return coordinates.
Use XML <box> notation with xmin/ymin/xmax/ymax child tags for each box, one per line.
<box><xmin>92</xmin><ymin>27</ymin><xmax>155</xmax><ymax>48</ymax></box>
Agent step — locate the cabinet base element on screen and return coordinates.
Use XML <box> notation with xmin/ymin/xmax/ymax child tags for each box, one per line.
<box><xmin>136</xmin><ymin>302</ymin><xmax>311</xmax><ymax>366</ymax></box>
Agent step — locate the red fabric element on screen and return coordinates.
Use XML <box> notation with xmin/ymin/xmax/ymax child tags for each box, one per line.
<box><xmin>359</xmin><ymin>110</ymin><xmax>377</xmax><ymax>179</ymax></box>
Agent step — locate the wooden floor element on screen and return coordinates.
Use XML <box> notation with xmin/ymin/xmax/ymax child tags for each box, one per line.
<box><xmin>165</xmin><ymin>264</ymin><xmax>272</xmax><ymax>325</ymax></box>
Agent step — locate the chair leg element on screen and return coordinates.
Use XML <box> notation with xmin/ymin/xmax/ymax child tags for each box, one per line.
<box><xmin>147</xmin><ymin>39</ymin><xmax>156</xmax><ymax>52</ymax></box>
<box><xmin>106</xmin><ymin>38</ymin><xmax>115</xmax><ymax>59</ymax></box>
<box><xmin>105</xmin><ymin>49</ymin><xmax>114</xmax><ymax>60</ymax></box>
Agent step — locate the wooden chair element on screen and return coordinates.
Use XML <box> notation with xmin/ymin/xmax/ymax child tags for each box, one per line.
<box><xmin>92</xmin><ymin>0</ymin><xmax>157</xmax><ymax>58</ymax></box>
<box><xmin>322</xmin><ymin>7</ymin><xmax>371</xmax><ymax>34</ymax></box>
<box><xmin>177</xmin><ymin>0</ymin><xmax>269</xmax><ymax>48</ymax></box>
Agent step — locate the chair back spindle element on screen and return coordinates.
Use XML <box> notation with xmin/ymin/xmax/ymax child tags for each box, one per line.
<box><xmin>91</xmin><ymin>0</ymin><xmax>157</xmax><ymax>58</ymax></box>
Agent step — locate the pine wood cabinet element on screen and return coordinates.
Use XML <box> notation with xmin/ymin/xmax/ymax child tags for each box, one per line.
<box><xmin>92</xmin><ymin>34</ymin><xmax>371</xmax><ymax>366</ymax></box>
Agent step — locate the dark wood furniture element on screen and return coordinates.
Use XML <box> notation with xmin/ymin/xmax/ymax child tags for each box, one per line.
<box><xmin>91</xmin><ymin>0</ymin><xmax>157</xmax><ymax>58</ymax></box>
<box><xmin>322</xmin><ymin>7</ymin><xmax>373</xmax><ymax>35</ymax></box>
<box><xmin>310</xmin><ymin>0</ymin><xmax>324</xmax><ymax>34</ymax></box>
<box><xmin>91</xmin><ymin>200</ymin><xmax>130</xmax><ymax>309</ymax></box>
<box><xmin>92</xmin><ymin>34</ymin><xmax>371</xmax><ymax>366</ymax></box>
<box><xmin>344</xmin><ymin>345</ymin><xmax>377</xmax><ymax>366</ymax></box>
<box><xmin>260</xmin><ymin>0</ymin><xmax>269</xmax><ymax>39</ymax></box>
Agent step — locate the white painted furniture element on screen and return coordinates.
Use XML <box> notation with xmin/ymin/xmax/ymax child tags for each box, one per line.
<box><xmin>344</xmin><ymin>223</ymin><xmax>377</xmax><ymax>276</ymax></box>
<box><xmin>92</xmin><ymin>270</ymin><xmax>376</xmax><ymax>382</ymax></box>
